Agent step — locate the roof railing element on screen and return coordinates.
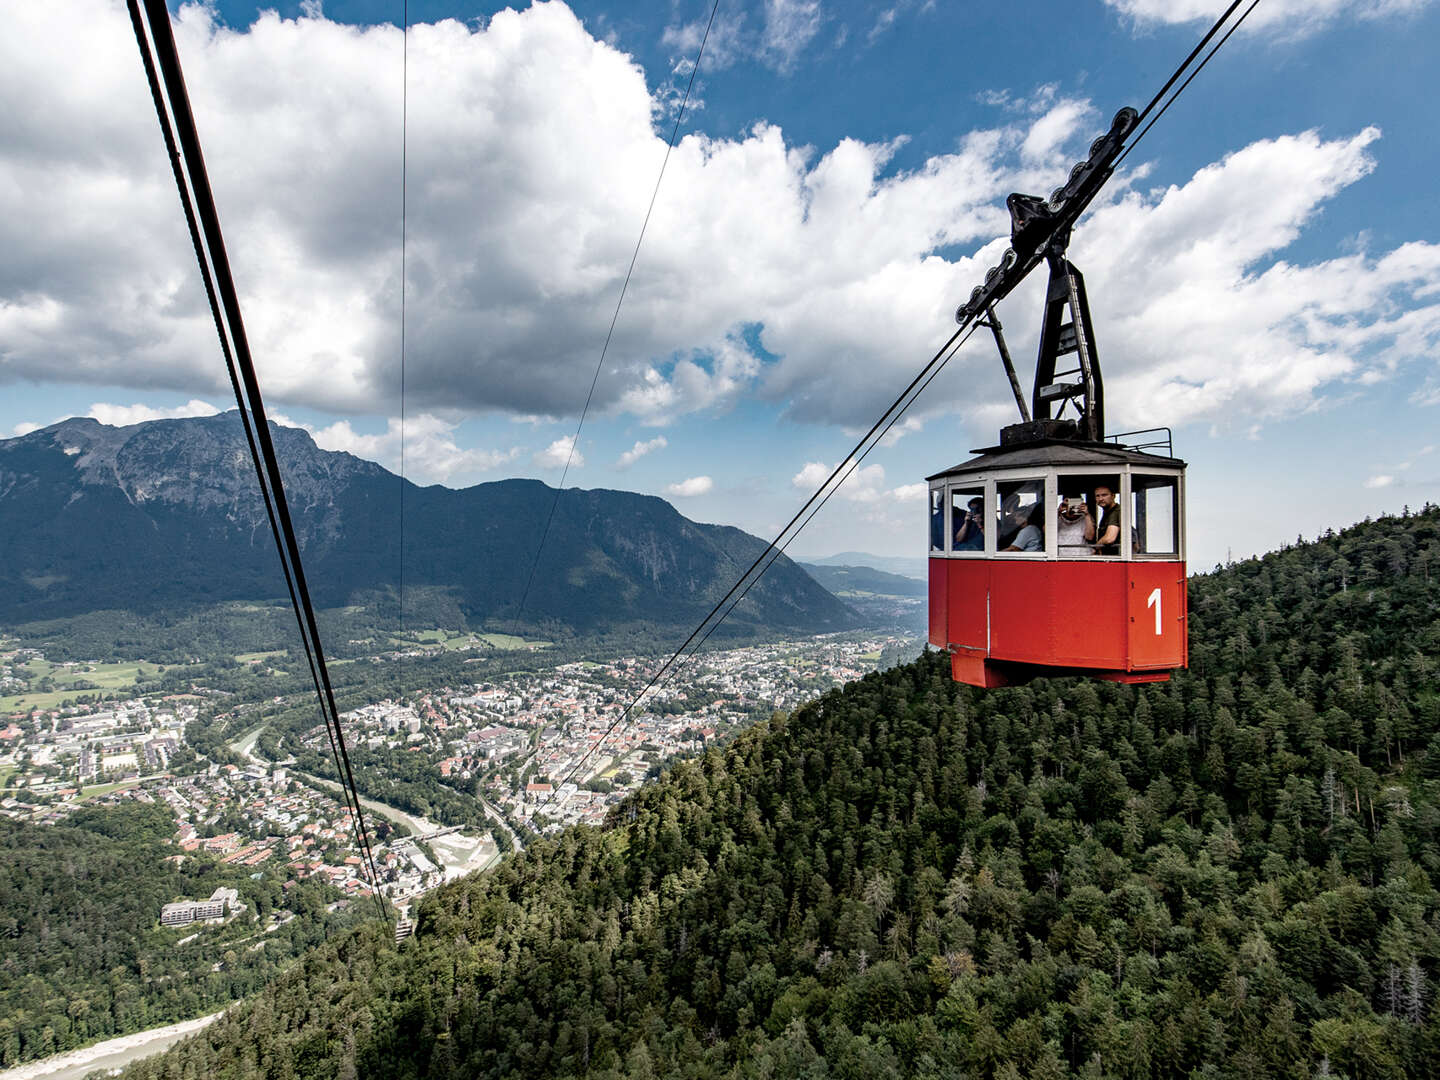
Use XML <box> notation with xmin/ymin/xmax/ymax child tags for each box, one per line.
<box><xmin>1106</xmin><ymin>427</ymin><xmax>1173</xmax><ymax>457</ymax></box>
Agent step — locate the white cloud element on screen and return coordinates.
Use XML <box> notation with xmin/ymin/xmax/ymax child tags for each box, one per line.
<box><xmin>762</xmin><ymin>0</ymin><xmax>823</xmax><ymax>70</ymax></box>
<box><xmin>616</xmin><ymin>435</ymin><xmax>668</xmax><ymax>468</ymax></box>
<box><xmin>618</xmin><ymin>336</ymin><xmax>762</xmax><ymax>423</ymax></box>
<box><xmin>533</xmin><ymin>435</ymin><xmax>583</xmax><ymax>470</ymax></box>
<box><xmin>890</xmin><ymin>481</ymin><xmax>929</xmax><ymax>502</ymax></box>
<box><xmin>1064</xmin><ymin>129</ymin><xmax>1440</xmax><ymax>431</ymax></box>
<box><xmin>661</xmin><ymin>9</ymin><xmax>748</xmax><ymax>71</ymax></box>
<box><xmin>1362</xmin><ymin>445</ymin><xmax>1435</xmax><ymax>489</ymax></box>
<box><xmin>1104</xmin><ymin>0</ymin><xmax>1433</xmax><ymax>36</ymax></box>
<box><xmin>3</xmin><ymin>2</ymin><xmax>1438</xmax><ymax>443</ymax></box>
<box><xmin>6</xmin><ymin>399</ymin><xmax>222</xmax><ymax>438</ymax></box>
<box><xmin>792</xmin><ymin>458</ymin><xmax>916</xmax><ymax>506</ymax></box>
<box><xmin>1020</xmin><ymin>100</ymin><xmax>1094</xmax><ymax>164</ymax></box>
<box><xmin>664</xmin><ymin>475</ymin><xmax>713</xmax><ymax>496</ymax></box>
<box><xmin>288</xmin><ymin>412</ymin><xmax>518</xmax><ymax>486</ymax></box>
<box><xmin>661</xmin><ymin>0</ymin><xmax>825</xmax><ymax>74</ymax></box>
<box><xmin>84</xmin><ymin>399</ymin><xmax>221</xmax><ymax>426</ymax></box>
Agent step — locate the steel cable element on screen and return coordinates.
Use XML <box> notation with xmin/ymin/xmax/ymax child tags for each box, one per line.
<box><xmin>128</xmin><ymin>0</ymin><xmax>389</xmax><ymax>922</ymax></box>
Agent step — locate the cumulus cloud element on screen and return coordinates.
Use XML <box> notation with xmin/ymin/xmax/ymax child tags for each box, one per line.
<box><xmin>618</xmin><ymin>337</ymin><xmax>763</xmax><ymax>424</ymax></box>
<box><xmin>1104</xmin><ymin>0</ymin><xmax>1433</xmax><ymax>35</ymax></box>
<box><xmin>890</xmin><ymin>481</ymin><xmax>929</xmax><ymax>502</ymax></box>
<box><xmin>1364</xmin><ymin>474</ymin><xmax>1395</xmax><ymax>488</ymax></box>
<box><xmin>279</xmin><ymin>412</ymin><xmax>518</xmax><ymax>486</ymax></box>
<box><xmin>791</xmin><ymin>457</ymin><xmax>918</xmax><ymax>516</ymax></box>
<box><xmin>533</xmin><ymin>435</ymin><xmax>583</xmax><ymax>470</ymax></box>
<box><xmin>84</xmin><ymin>399</ymin><xmax>222</xmax><ymax>426</ymax></box>
<box><xmin>1066</xmin><ymin>129</ymin><xmax>1440</xmax><ymax>431</ymax></box>
<box><xmin>665</xmin><ymin>475</ymin><xmax>713</xmax><ymax>496</ymax></box>
<box><xmin>6</xmin><ymin>399</ymin><xmax>222</xmax><ymax>438</ymax></box>
<box><xmin>615</xmin><ymin>434</ymin><xmax>668</xmax><ymax>468</ymax></box>
<box><xmin>3</xmin><ymin>1</ymin><xmax>1438</xmax><ymax>442</ymax></box>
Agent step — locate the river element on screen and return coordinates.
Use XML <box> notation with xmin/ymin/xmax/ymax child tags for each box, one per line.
<box><xmin>0</xmin><ymin>1012</ymin><xmax>224</xmax><ymax>1080</ymax></box>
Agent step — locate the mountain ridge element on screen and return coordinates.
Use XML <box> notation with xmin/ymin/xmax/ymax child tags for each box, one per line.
<box><xmin>0</xmin><ymin>413</ymin><xmax>856</xmax><ymax>636</ymax></box>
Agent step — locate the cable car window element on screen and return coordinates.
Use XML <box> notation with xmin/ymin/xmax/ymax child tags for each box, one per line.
<box><xmin>950</xmin><ymin>486</ymin><xmax>985</xmax><ymax>554</ymax></box>
<box><xmin>1131</xmin><ymin>475</ymin><xmax>1179</xmax><ymax>556</ymax></box>
<box><xmin>996</xmin><ymin>478</ymin><xmax>1046</xmax><ymax>553</ymax></box>
<box><xmin>1057</xmin><ymin>474</ymin><xmax>1122</xmax><ymax>555</ymax></box>
<box><xmin>929</xmin><ymin>488</ymin><xmax>945</xmax><ymax>552</ymax></box>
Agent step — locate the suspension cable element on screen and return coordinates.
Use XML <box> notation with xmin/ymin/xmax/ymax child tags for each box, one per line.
<box><xmin>532</xmin><ymin>318</ymin><xmax>975</xmax><ymax>818</ymax></box>
<box><xmin>508</xmin><ymin>0</ymin><xmax>724</xmax><ymax>642</ymax></box>
<box><xmin>1115</xmin><ymin>0</ymin><xmax>1261</xmax><ymax>169</ymax></box>
<box><xmin>399</xmin><ymin>4</ymin><xmax>409</xmax><ymax>664</ymax></box>
<box><xmin>128</xmin><ymin>0</ymin><xmax>389</xmax><ymax>923</ymax></box>
<box><xmin>538</xmin><ymin>323</ymin><xmax>980</xmax><ymax>812</ymax></box>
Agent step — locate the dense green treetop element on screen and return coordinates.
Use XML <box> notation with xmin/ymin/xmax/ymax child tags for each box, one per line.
<box><xmin>121</xmin><ymin>506</ymin><xmax>1440</xmax><ymax>1078</ymax></box>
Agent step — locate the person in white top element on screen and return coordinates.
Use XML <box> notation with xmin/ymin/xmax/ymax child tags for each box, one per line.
<box><xmin>1057</xmin><ymin>495</ymin><xmax>1095</xmax><ymax>555</ymax></box>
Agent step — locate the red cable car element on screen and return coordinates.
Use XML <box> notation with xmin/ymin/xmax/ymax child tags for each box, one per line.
<box><xmin>928</xmin><ymin>442</ymin><xmax>1187</xmax><ymax>688</ymax></box>
<box><xmin>925</xmin><ymin>106</ymin><xmax>1188</xmax><ymax>688</ymax></box>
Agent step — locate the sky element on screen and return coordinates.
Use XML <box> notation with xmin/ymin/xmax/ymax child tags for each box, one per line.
<box><xmin>2</xmin><ymin>0</ymin><xmax>1438</xmax><ymax>573</ymax></box>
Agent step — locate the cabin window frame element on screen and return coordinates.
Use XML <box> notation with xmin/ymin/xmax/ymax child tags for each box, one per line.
<box><xmin>947</xmin><ymin>483</ymin><xmax>989</xmax><ymax>557</ymax></box>
<box><xmin>1129</xmin><ymin>471</ymin><xmax>1185</xmax><ymax>561</ymax></box>
<box><xmin>929</xmin><ymin>484</ymin><xmax>947</xmax><ymax>555</ymax></box>
<box><xmin>991</xmin><ymin>475</ymin><xmax>1050</xmax><ymax>559</ymax></box>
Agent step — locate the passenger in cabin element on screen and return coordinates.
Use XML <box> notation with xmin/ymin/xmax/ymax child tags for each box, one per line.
<box><xmin>1003</xmin><ymin>503</ymin><xmax>1044</xmax><ymax>552</ymax></box>
<box><xmin>953</xmin><ymin>497</ymin><xmax>985</xmax><ymax>551</ymax></box>
<box><xmin>1092</xmin><ymin>485</ymin><xmax>1121</xmax><ymax>555</ymax></box>
<box><xmin>1057</xmin><ymin>495</ymin><xmax>1093</xmax><ymax>555</ymax></box>
<box><xmin>996</xmin><ymin>492</ymin><xmax>1027</xmax><ymax>548</ymax></box>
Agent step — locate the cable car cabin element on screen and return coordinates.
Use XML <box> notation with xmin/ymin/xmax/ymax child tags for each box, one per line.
<box><xmin>927</xmin><ymin>442</ymin><xmax>1187</xmax><ymax>688</ymax></box>
<box><xmin>913</xmin><ymin>101</ymin><xmax>1190</xmax><ymax>687</ymax></box>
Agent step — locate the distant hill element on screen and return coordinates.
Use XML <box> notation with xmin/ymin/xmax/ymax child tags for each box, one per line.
<box><xmin>0</xmin><ymin>415</ymin><xmax>856</xmax><ymax>637</ymax></box>
<box><xmin>798</xmin><ymin>562</ymin><xmax>927</xmax><ymax>633</ymax></box>
<box><xmin>124</xmin><ymin>508</ymin><xmax>1440</xmax><ymax>1079</ymax></box>
<box><xmin>804</xmin><ymin>550</ymin><xmax>927</xmax><ymax>581</ymax></box>
<box><xmin>798</xmin><ymin>562</ymin><xmax>927</xmax><ymax>598</ymax></box>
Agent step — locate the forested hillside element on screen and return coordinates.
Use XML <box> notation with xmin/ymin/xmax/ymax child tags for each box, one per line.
<box><xmin>0</xmin><ymin>803</ymin><xmax>356</xmax><ymax>1066</ymax></box>
<box><xmin>127</xmin><ymin>508</ymin><xmax>1440</xmax><ymax>1078</ymax></box>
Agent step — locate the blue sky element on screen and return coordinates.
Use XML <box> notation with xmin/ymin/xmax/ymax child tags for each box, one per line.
<box><xmin>3</xmin><ymin>0</ymin><xmax>1438</xmax><ymax>572</ymax></box>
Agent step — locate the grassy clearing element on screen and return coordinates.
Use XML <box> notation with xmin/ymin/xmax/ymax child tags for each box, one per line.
<box><xmin>477</xmin><ymin>633</ymin><xmax>551</xmax><ymax>650</ymax></box>
<box><xmin>235</xmin><ymin>650</ymin><xmax>287</xmax><ymax>664</ymax></box>
<box><xmin>860</xmin><ymin>650</ymin><xmax>883</xmax><ymax>661</ymax></box>
<box><xmin>3</xmin><ymin>688</ymin><xmax>93</xmax><ymax>712</ymax></box>
<box><xmin>77</xmin><ymin>778</ymin><xmax>142</xmax><ymax>800</ymax></box>
<box><xmin>0</xmin><ymin>660</ymin><xmax>178</xmax><ymax>713</ymax></box>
